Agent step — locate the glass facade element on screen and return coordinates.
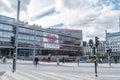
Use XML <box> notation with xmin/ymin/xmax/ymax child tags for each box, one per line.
<box><xmin>0</xmin><ymin>23</ymin><xmax>14</xmax><ymax>46</ymax></box>
<box><xmin>0</xmin><ymin>15</ymin><xmax>15</xmax><ymax>22</ymax></box>
<box><xmin>0</xmin><ymin>15</ymin><xmax>82</xmax><ymax>58</ymax></box>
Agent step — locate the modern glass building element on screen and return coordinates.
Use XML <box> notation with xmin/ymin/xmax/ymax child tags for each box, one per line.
<box><xmin>0</xmin><ymin>15</ymin><xmax>82</xmax><ymax>60</ymax></box>
<box><xmin>0</xmin><ymin>15</ymin><xmax>15</xmax><ymax>58</ymax></box>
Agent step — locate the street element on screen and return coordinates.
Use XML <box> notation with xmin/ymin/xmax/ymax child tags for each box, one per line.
<box><xmin>0</xmin><ymin>60</ymin><xmax>120</xmax><ymax>80</ymax></box>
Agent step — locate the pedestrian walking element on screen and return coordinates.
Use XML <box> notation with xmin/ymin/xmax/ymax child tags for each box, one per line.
<box><xmin>47</xmin><ymin>57</ymin><xmax>51</xmax><ymax>62</ymax></box>
<box><xmin>62</xmin><ymin>57</ymin><xmax>65</xmax><ymax>64</ymax></box>
<box><xmin>34</xmin><ymin>56</ymin><xmax>39</xmax><ymax>66</ymax></box>
<box><xmin>114</xmin><ymin>57</ymin><xmax>117</xmax><ymax>64</ymax></box>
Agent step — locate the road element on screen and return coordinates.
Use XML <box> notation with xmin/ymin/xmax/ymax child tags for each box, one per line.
<box><xmin>0</xmin><ymin>60</ymin><xmax>120</xmax><ymax>80</ymax></box>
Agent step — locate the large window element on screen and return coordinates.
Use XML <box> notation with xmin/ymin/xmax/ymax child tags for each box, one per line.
<box><xmin>0</xmin><ymin>37</ymin><xmax>11</xmax><ymax>42</ymax></box>
<box><xmin>18</xmin><ymin>34</ymin><xmax>34</xmax><ymax>40</ymax></box>
<box><xmin>0</xmin><ymin>24</ymin><xmax>13</xmax><ymax>31</ymax></box>
<box><xmin>0</xmin><ymin>31</ymin><xmax>14</xmax><ymax>38</ymax></box>
<box><xmin>36</xmin><ymin>36</ymin><xmax>43</xmax><ymax>42</ymax></box>
<box><xmin>36</xmin><ymin>30</ymin><xmax>43</xmax><ymax>36</ymax></box>
<box><xmin>19</xmin><ymin>27</ymin><xmax>34</xmax><ymax>34</ymax></box>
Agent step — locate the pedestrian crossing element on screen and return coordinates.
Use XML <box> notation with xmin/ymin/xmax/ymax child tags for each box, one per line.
<box><xmin>1</xmin><ymin>70</ymin><xmax>95</xmax><ymax>80</ymax></box>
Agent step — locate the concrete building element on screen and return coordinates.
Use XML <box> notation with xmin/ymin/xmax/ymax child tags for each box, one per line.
<box><xmin>97</xmin><ymin>41</ymin><xmax>106</xmax><ymax>56</ymax></box>
<box><xmin>83</xmin><ymin>41</ymin><xmax>91</xmax><ymax>56</ymax></box>
<box><xmin>0</xmin><ymin>15</ymin><xmax>82</xmax><ymax>60</ymax></box>
<box><xmin>83</xmin><ymin>41</ymin><xmax>106</xmax><ymax>57</ymax></box>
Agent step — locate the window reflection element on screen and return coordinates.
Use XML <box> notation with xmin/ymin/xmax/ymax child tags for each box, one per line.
<box><xmin>0</xmin><ymin>24</ymin><xmax>13</xmax><ymax>31</ymax></box>
<box><xmin>18</xmin><ymin>27</ymin><xmax>43</xmax><ymax>36</ymax></box>
<box><xmin>0</xmin><ymin>31</ymin><xmax>14</xmax><ymax>38</ymax></box>
<box><xmin>0</xmin><ymin>37</ymin><xmax>11</xmax><ymax>42</ymax></box>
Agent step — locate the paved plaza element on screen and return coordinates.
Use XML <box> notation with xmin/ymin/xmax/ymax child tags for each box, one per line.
<box><xmin>0</xmin><ymin>60</ymin><xmax>120</xmax><ymax>80</ymax></box>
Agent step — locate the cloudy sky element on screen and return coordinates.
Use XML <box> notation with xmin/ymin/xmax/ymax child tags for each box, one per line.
<box><xmin>0</xmin><ymin>0</ymin><xmax>120</xmax><ymax>41</ymax></box>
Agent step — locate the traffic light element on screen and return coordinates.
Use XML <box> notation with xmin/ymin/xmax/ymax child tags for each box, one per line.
<box><xmin>109</xmin><ymin>48</ymin><xmax>112</xmax><ymax>53</ymax></box>
<box><xmin>95</xmin><ymin>36</ymin><xmax>99</xmax><ymax>48</ymax></box>
<box><xmin>12</xmin><ymin>26</ymin><xmax>16</xmax><ymax>34</ymax></box>
<box><xmin>107</xmin><ymin>48</ymin><xmax>112</xmax><ymax>53</ymax></box>
<box><xmin>76</xmin><ymin>49</ymin><xmax>82</xmax><ymax>56</ymax></box>
<box><xmin>11</xmin><ymin>37</ymin><xmax>15</xmax><ymax>46</ymax></box>
<box><xmin>89</xmin><ymin>39</ymin><xmax>94</xmax><ymax>48</ymax></box>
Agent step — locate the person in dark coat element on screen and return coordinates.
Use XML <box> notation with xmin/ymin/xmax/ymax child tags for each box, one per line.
<box><xmin>34</xmin><ymin>56</ymin><xmax>39</xmax><ymax>66</ymax></box>
<box><xmin>114</xmin><ymin>57</ymin><xmax>117</xmax><ymax>64</ymax></box>
<box><xmin>62</xmin><ymin>57</ymin><xmax>65</xmax><ymax>64</ymax></box>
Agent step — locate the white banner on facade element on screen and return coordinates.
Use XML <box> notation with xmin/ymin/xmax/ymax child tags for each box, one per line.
<box><xmin>43</xmin><ymin>32</ymin><xmax>59</xmax><ymax>49</ymax></box>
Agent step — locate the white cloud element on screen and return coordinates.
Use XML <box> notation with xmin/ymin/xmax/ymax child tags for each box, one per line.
<box><xmin>1</xmin><ymin>0</ymin><xmax>120</xmax><ymax>41</ymax></box>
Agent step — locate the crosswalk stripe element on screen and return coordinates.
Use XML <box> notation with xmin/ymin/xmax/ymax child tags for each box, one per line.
<box><xmin>43</xmin><ymin>71</ymin><xmax>93</xmax><ymax>80</ymax></box>
<box><xmin>1</xmin><ymin>76</ymin><xmax>9</xmax><ymax>80</ymax></box>
<box><xmin>30</xmin><ymin>70</ymin><xmax>64</xmax><ymax>80</ymax></box>
<box><xmin>1</xmin><ymin>70</ymin><xmax>95</xmax><ymax>80</ymax></box>
<box><xmin>17</xmin><ymin>70</ymin><xmax>43</xmax><ymax>80</ymax></box>
<box><xmin>8</xmin><ymin>71</ymin><xmax>31</xmax><ymax>80</ymax></box>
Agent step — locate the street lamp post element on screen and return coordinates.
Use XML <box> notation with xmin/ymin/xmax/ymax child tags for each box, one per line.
<box><xmin>33</xmin><ymin>27</ymin><xmax>36</xmax><ymax>63</ymax></box>
<box><xmin>12</xmin><ymin>0</ymin><xmax>20</xmax><ymax>73</ymax></box>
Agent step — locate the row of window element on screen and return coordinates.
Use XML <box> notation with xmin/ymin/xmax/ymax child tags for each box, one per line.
<box><xmin>0</xmin><ymin>24</ymin><xmax>13</xmax><ymax>31</ymax></box>
<box><xmin>18</xmin><ymin>27</ymin><xmax>78</xmax><ymax>41</ymax></box>
<box><xmin>18</xmin><ymin>27</ymin><xmax>43</xmax><ymax>36</ymax></box>
<box><xmin>0</xmin><ymin>37</ymin><xmax>11</xmax><ymax>42</ymax></box>
<box><xmin>108</xmin><ymin>36</ymin><xmax>120</xmax><ymax>42</ymax></box>
<box><xmin>0</xmin><ymin>31</ymin><xmax>14</xmax><ymax>38</ymax></box>
<box><xmin>107</xmin><ymin>45</ymin><xmax>120</xmax><ymax>49</ymax></box>
<box><xmin>112</xmin><ymin>49</ymin><xmax>120</xmax><ymax>52</ymax></box>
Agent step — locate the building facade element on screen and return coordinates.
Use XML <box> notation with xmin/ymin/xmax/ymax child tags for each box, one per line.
<box><xmin>106</xmin><ymin>32</ymin><xmax>120</xmax><ymax>63</ymax></box>
<box><xmin>0</xmin><ymin>15</ymin><xmax>82</xmax><ymax>60</ymax></box>
<box><xmin>97</xmin><ymin>41</ymin><xmax>106</xmax><ymax>56</ymax></box>
<box><xmin>83</xmin><ymin>41</ymin><xmax>91</xmax><ymax>56</ymax></box>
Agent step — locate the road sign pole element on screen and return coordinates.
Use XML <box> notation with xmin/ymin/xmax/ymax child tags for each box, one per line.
<box><xmin>12</xmin><ymin>53</ymin><xmax>16</xmax><ymax>73</ymax></box>
<box><xmin>93</xmin><ymin>47</ymin><xmax>98</xmax><ymax>77</ymax></box>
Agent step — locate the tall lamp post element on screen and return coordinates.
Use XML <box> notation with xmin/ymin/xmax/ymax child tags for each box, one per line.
<box><xmin>12</xmin><ymin>0</ymin><xmax>20</xmax><ymax>73</ymax></box>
